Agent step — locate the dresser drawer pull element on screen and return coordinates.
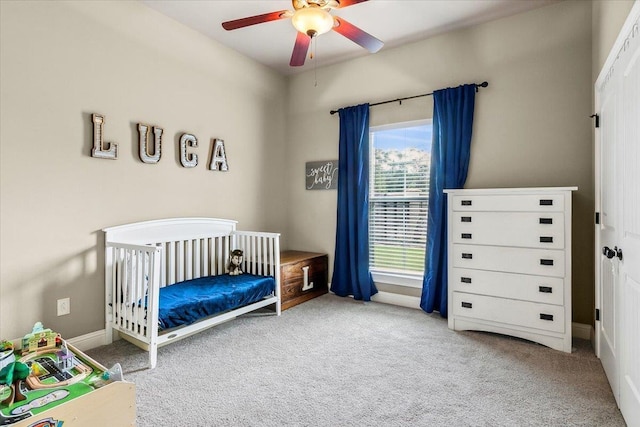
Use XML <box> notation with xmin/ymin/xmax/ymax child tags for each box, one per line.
<box><xmin>538</xmin><ymin>286</ymin><xmax>553</xmax><ymax>293</ymax></box>
<box><xmin>539</xmin><ymin>218</ymin><xmax>553</xmax><ymax>224</ymax></box>
<box><xmin>461</xmin><ymin>200</ymin><xmax>472</xmax><ymax>206</ymax></box>
<box><xmin>461</xmin><ymin>302</ymin><xmax>473</xmax><ymax>309</ymax></box>
<box><xmin>539</xmin><ymin>199</ymin><xmax>554</xmax><ymax>206</ymax></box>
<box><xmin>462</xmin><ymin>253</ymin><xmax>473</xmax><ymax>259</ymax></box>
<box><xmin>461</xmin><ymin>233</ymin><xmax>472</xmax><ymax>239</ymax></box>
<box><xmin>460</xmin><ymin>277</ymin><xmax>472</xmax><ymax>284</ymax></box>
<box><xmin>461</xmin><ymin>216</ymin><xmax>472</xmax><ymax>222</ymax></box>
<box><xmin>540</xmin><ymin>259</ymin><xmax>554</xmax><ymax>266</ymax></box>
<box><xmin>540</xmin><ymin>236</ymin><xmax>554</xmax><ymax>243</ymax></box>
<box><xmin>539</xmin><ymin>313</ymin><xmax>554</xmax><ymax>321</ymax></box>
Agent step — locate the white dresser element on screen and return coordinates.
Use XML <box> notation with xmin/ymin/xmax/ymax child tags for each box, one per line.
<box><xmin>445</xmin><ymin>187</ymin><xmax>577</xmax><ymax>353</ymax></box>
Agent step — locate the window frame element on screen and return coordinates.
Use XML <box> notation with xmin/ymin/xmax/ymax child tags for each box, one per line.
<box><xmin>369</xmin><ymin>119</ymin><xmax>432</xmax><ymax>288</ymax></box>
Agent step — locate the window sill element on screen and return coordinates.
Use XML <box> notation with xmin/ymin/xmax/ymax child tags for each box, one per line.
<box><xmin>371</xmin><ymin>271</ymin><xmax>423</xmax><ymax>289</ymax></box>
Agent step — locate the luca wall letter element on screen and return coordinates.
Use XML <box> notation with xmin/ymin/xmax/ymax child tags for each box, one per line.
<box><xmin>209</xmin><ymin>138</ymin><xmax>229</xmax><ymax>171</ymax></box>
<box><xmin>180</xmin><ymin>133</ymin><xmax>198</xmax><ymax>168</ymax></box>
<box><xmin>90</xmin><ymin>113</ymin><xmax>229</xmax><ymax>172</ymax></box>
<box><xmin>91</xmin><ymin>114</ymin><xmax>118</xmax><ymax>159</ymax></box>
<box><xmin>137</xmin><ymin>123</ymin><xmax>162</xmax><ymax>164</ymax></box>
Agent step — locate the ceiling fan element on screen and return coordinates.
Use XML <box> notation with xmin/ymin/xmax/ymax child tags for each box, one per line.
<box><xmin>222</xmin><ymin>0</ymin><xmax>383</xmax><ymax>67</ymax></box>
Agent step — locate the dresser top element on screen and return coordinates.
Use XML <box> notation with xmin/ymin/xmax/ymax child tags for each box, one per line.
<box><xmin>444</xmin><ymin>186</ymin><xmax>578</xmax><ymax>194</ymax></box>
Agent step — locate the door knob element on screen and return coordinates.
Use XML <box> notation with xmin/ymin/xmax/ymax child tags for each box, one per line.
<box><xmin>615</xmin><ymin>246</ymin><xmax>623</xmax><ymax>261</ymax></box>
<box><xmin>603</xmin><ymin>246</ymin><xmax>616</xmax><ymax>259</ymax></box>
<box><xmin>603</xmin><ymin>246</ymin><xmax>623</xmax><ymax>260</ymax></box>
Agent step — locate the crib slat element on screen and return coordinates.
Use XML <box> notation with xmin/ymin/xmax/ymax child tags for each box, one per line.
<box><xmin>261</xmin><ymin>237</ymin><xmax>267</xmax><ymax>276</ymax></box>
<box><xmin>220</xmin><ymin>236</ymin><xmax>226</xmax><ymax>274</ymax></box>
<box><xmin>252</xmin><ymin>235</ymin><xmax>257</xmax><ymax>274</ymax></box>
<box><xmin>177</xmin><ymin>241</ymin><xmax>185</xmax><ymax>282</ymax></box>
<box><xmin>202</xmin><ymin>239</ymin><xmax>209</xmax><ymax>277</ymax></box>
<box><xmin>114</xmin><ymin>247</ymin><xmax>121</xmax><ymax>328</ymax></box>
<box><xmin>185</xmin><ymin>240</ymin><xmax>192</xmax><ymax>281</ymax></box>
<box><xmin>168</xmin><ymin>242</ymin><xmax>176</xmax><ymax>285</ymax></box>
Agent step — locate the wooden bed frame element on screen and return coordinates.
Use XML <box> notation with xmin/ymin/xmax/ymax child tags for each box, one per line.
<box><xmin>103</xmin><ymin>218</ymin><xmax>281</xmax><ymax>369</ymax></box>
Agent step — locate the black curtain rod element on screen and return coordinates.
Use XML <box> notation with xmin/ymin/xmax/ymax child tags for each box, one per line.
<box><xmin>329</xmin><ymin>81</ymin><xmax>489</xmax><ymax>115</ymax></box>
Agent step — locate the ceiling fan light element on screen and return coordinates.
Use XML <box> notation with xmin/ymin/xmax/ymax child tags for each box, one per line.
<box><xmin>292</xmin><ymin>7</ymin><xmax>334</xmax><ymax>37</ymax></box>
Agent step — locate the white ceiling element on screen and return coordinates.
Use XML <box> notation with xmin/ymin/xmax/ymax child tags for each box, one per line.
<box><xmin>142</xmin><ymin>0</ymin><xmax>558</xmax><ymax>75</ymax></box>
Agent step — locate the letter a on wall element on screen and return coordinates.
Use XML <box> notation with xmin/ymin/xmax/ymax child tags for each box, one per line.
<box><xmin>209</xmin><ymin>138</ymin><xmax>229</xmax><ymax>171</ymax></box>
<box><xmin>91</xmin><ymin>114</ymin><xmax>118</xmax><ymax>159</ymax></box>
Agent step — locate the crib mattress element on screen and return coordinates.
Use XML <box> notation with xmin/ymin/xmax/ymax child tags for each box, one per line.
<box><xmin>158</xmin><ymin>274</ymin><xmax>275</xmax><ymax>330</ymax></box>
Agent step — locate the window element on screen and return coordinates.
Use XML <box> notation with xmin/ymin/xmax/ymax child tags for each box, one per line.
<box><xmin>369</xmin><ymin>120</ymin><xmax>431</xmax><ymax>277</ymax></box>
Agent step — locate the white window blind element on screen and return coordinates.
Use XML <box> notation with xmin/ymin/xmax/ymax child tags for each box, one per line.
<box><xmin>369</xmin><ymin>121</ymin><xmax>431</xmax><ymax>274</ymax></box>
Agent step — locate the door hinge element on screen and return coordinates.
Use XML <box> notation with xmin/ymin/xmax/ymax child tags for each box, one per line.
<box><xmin>595</xmin><ymin>212</ymin><xmax>600</xmax><ymax>225</ymax></box>
<box><xmin>596</xmin><ymin>308</ymin><xmax>600</xmax><ymax>321</ymax></box>
<box><xmin>590</xmin><ymin>114</ymin><xmax>600</xmax><ymax>128</ymax></box>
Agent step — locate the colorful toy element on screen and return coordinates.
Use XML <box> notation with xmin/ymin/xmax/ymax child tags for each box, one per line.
<box><xmin>1</xmin><ymin>323</ymin><xmax>134</xmax><ymax>426</ymax></box>
<box><xmin>21</xmin><ymin>323</ymin><xmax>58</xmax><ymax>355</ymax></box>
<box><xmin>55</xmin><ymin>342</ymin><xmax>74</xmax><ymax>372</ymax></box>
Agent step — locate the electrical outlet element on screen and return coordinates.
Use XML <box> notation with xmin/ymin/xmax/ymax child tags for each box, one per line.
<box><xmin>57</xmin><ymin>298</ymin><xmax>70</xmax><ymax>316</ymax></box>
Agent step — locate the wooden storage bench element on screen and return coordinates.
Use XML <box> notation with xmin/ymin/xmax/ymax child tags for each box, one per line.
<box><xmin>280</xmin><ymin>251</ymin><xmax>328</xmax><ymax>310</ymax></box>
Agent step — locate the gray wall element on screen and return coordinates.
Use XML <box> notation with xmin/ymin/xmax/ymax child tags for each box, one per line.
<box><xmin>285</xmin><ymin>1</ymin><xmax>596</xmax><ymax>324</ymax></box>
<box><xmin>0</xmin><ymin>1</ymin><xmax>288</xmax><ymax>340</ymax></box>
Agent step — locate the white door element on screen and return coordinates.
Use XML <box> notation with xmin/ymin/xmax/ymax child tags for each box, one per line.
<box><xmin>596</xmin><ymin>4</ymin><xmax>640</xmax><ymax>426</ymax></box>
<box><xmin>618</xmin><ymin>22</ymin><xmax>640</xmax><ymax>425</ymax></box>
<box><xmin>595</xmin><ymin>82</ymin><xmax>619</xmax><ymax>403</ymax></box>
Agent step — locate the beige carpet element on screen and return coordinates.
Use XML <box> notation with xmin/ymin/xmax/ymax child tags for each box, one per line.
<box><xmin>87</xmin><ymin>294</ymin><xmax>625</xmax><ymax>426</ymax></box>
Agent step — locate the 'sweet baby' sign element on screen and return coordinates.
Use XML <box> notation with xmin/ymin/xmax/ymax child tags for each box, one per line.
<box><xmin>306</xmin><ymin>160</ymin><xmax>338</xmax><ymax>190</ymax></box>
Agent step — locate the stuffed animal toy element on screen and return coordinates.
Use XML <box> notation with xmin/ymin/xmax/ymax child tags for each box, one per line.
<box><xmin>228</xmin><ymin>249</ymin><xmax>243</xmax><ymax>276</ymax></box>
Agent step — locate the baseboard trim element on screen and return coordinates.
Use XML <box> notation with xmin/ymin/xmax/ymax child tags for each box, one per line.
<box><xmin>371</xmin><ymin>291</ymin><xmax>421</xmax><ymax>309</ymax></box>
<box><xmin>67</xmin><ymin>329</ymin><xmax>107</xmax><ymax>351</ymax></box>
<box><xmin>572</xmin><ymin>322</ymin><xmax>592</xmax><ymax>341</ymax></box>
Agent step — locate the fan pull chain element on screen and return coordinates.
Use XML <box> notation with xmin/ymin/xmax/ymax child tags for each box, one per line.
<box><xmin>312</xmin><ymin>36</ymin><xmax>318</xmax><ymax>87</ymax></box>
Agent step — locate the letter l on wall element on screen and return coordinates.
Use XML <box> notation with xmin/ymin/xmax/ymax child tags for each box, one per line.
<box><xmin>91</xmin><ymin>114</ymin><xmax>118</xmax><ymax>159</ymax></box>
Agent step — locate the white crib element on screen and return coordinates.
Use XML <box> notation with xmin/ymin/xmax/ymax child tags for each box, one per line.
<box><xmin>103</xmin><ymin>218</ymin><xmax>281</xmax><ymax>369</ymax></box>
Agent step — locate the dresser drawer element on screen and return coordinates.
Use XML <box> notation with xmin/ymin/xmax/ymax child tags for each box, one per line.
<box><xmin>280</xmin><ymin>251</ymin><xmax>328</xmax><ymax>310</ymax></box>
<box><xmin>451</xmin><ymin>194</ymin><xmax>565</xmax><ymax>212</ymax></box>
<box><xmin>452</xmin><ymin>244</ymin><xmax>565</xmax><ymax>277</ymax></box>
<box><xmin>452</xmin><ymin>211</ymin><xmax>564</xmax><ymax>249</ymax></box>
<box><xmin>450</xmin><ymin>268</ymin><xmax>564</xmax><ymax>305</ymax></box>
<box><xmin>452</xmin><ymin>292</ymin><xmax>565</xmax><ymax>333</ymax></box>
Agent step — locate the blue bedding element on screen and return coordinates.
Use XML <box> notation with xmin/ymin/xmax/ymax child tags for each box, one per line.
<box><xmin>157</xmin><ymin>274</ymin><xmax>275</xmax><ymax>330</ymax></box>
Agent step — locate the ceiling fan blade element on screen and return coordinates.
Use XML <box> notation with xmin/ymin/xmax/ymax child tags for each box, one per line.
<box><xmin>332</xmin><ymin>17</ymin><xmax>383</xmax><ymax>53</ymax></box>
<box><xmin>290</xmin><ymin>32</ymin><xmax>311</xmax><ymax>66</ymax></box>
<box><xmin>222</xmin><ymin>10</ymin><xmax>290</xmax><ymax>31</ymax></box>
<box><xmin>335</xmin><ymin>0</ymin><xmax>369</xmax><ymax>8</ymax></box>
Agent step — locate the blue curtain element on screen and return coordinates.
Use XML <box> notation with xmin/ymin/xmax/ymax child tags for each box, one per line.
<box><xmin>420</xmin><ymin>84</ymin><xmax>477</xmax><ymax>316</ymax></box>
<box><xmin>330</xmin><ymin>103</ymin><xmax>377</xmax><ymax>301</ymax></box>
